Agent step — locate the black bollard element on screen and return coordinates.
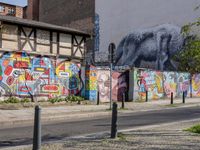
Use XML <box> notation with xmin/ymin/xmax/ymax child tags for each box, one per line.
<box><xmin>111</xmin><ymin>103</ymin><xmax>118</xmax><ymax>138</ymax></box>
<box><xmin>146</xmin><ymin>90</ymin><xmax>148</xmax><ymax>102</ymax></box>
<box><xmin>171</xmin><ymin>92</ymin><xmax>173</xmax><ymax>104</ymax></box>
<box><xmin>121</xmin><ymin>93</ymin><xmax>125</xmax><ymax>109</ymax></box>
<box><xmin>97</xmin><ymin>91</ymin><xmax>100</xmax><ymax>105</ymax></box>
<box><xmin>33</xmin><ymin>105</ymin><xmax>41</xmax><ymax>150</ymax></box>
<box><xmin>183</xmin><ymin>91</ymin><xmax>185</xmax><ymax>104</ymax></box>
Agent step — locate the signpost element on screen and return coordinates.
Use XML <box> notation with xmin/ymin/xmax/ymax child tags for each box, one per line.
<box><xmin>108</xmin><ymin>43</ymin><xmax>115</xmax><ymax>110</ymax></box>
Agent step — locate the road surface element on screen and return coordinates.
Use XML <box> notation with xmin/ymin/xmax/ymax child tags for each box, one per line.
<box><xmin>0</xmin><ymin>106</ymin><xmax>200</xmax><ymax>148</ymax></box>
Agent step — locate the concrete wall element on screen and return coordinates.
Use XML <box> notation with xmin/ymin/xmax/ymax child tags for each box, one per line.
<box><xmin>0</xmin><ymin>51</ymin><xmax>84</xmax><ymax>100</ymax></box>
<box><xmin>95</xmin><ymin>0</ymin><xmax>200</xmax><ymax>62</ymax></box>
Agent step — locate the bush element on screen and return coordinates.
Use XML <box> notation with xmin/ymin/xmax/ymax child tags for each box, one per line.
<box><xmin>48</xmin><ymin>97</ymin><xmax>65</xmax><ymax>104</ymax></box>
<box><xmin>21</xmin><ymin>98</ymin><xmax>31</xmax><ymax>103</ymax></box>
<box><xmin>48</xmin><ymin>95</ymin><xmax>85</xmax><ymax>104</ymax></box>
<box><xmin>65</xmin><ymin>95</ymin><xmax>85</xmax><ymax>102</ymax></box>
<box><xmin>185</xmin><ymin>124</ymin><xmax>200</xmax><ymax>134</ymax></box>
<box><xmin>4</xmin><ymin>97</ymin><xmax>20</xmax><ymax>103</ymax></box>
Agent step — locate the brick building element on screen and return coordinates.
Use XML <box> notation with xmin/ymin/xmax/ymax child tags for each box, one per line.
<box><xmin>24</xmin><ymin>0</ymin><xmax>39</xmax><ymax>20</ymax></box>
<box><xmin>25</xmin><ymin>0</ymin><xmax>94</xmax><ymax>57</ymax></box>
<box><xmin>0</xmin><ymin>2</ymin><xmax>24</xmax><ymax>18</ymax></box>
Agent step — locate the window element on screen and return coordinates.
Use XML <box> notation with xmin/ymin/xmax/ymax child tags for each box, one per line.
<box><xmin>0</xmin><ymin>6</ymin><xmax>5</xmax><ymax>12</ymax></box>
<box><xmin>8</xmin><ymin>7</ymin><xmax>15</xmax><ymax>15</ymax></box>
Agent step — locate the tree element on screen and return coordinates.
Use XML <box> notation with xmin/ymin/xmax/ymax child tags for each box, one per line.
<box><xmin>174</xmin><ymin>12</ymin><xmax>200</xmax><ymax>74</ymax></box>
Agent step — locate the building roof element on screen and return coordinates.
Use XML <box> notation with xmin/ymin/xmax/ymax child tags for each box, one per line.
<box><xmin>0</xmin><ymin>15</ymin><xmax>91</xmax><ymax>37</ymax></box>
<box><xmin>0</xmin><ymin>2</ymin><xmax>25</xmax><ymax>7</ymax></box>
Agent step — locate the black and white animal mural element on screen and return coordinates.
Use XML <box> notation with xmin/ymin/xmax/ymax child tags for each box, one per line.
<box><xmin>115</xmin><ymin>24</ymin><xmax>187</xmax><ymax>71</ymax></box>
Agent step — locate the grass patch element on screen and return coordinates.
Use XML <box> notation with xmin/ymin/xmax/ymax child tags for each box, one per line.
<box><xmin>184</xmin><ymin>124</ymin><xmax>200</xmax><ymax>134</ymax></box>
<box><xmin>117</xmin><ymin>133</ymin><xmax>127</xmax><ymax>141</ymax></box>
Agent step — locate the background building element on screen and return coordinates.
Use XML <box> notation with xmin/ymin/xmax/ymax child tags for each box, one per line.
<box><xmin>0</xmin><ymin>2</ymin><xmax>24</xmax><ymax>18</ymax></box>
<box><xmin>27</xmin><ymin>0</ymin><xmax>200</xmax><ymax>69</ymax></box>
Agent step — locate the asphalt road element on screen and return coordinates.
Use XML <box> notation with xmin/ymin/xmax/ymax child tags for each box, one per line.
<box><xmin>0</xmin><ymin>106</ymin><xmax>200</xmax><ymax>148</ymax></box>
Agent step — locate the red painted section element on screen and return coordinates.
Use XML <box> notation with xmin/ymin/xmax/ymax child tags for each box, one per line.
<box><xmin>4</xmin><ymin>65</ymin><xmax>13</xmax><ymax>76</ymax></box>
<box><xmin>6</xmin><ymin>76</ymin><xmax>14</xmax><ymax>85</ymax></box>
<box><xmin>42</xmin><ymin>85</ymin><xmax>59</xmax><ymax>92</ymax></box>
<box><xmin>14</xmin><ymin>61</ymin><xmax>29</xmax><ymax>69</ymax></box>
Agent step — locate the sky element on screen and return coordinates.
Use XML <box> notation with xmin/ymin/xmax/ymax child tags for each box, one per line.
<box><xmin>0</xmin><ymin>0</ymin><xmax>27</xmax><ymax>6</ymax></box>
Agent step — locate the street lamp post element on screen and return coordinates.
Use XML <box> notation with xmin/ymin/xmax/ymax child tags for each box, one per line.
<box><xmin>108</xmin><ymin>43</ymin><xmax>116</xmax><ymax>110</ymax></box>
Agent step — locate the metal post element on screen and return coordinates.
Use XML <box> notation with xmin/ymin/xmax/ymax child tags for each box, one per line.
<box><xmin>110</xmin><ymin>63</ymin><xmax>112</xmax><ymax>110</ymax></box>
<box><xmin>171</xmin><ymin>92</ymin><xmax>173</xmax><ymax>104</ymax></box>
<box><xmin>121</xmin><ymin>93</ymin><xmax>125</xmax><ymax>109</ymax></box>
<box><xmin>33</xmin><ymin>105</ymin><xmax>41</xmax><ymax>150</ymax></box>
<box><xmin>146</xmin><ymin>90</ymin><xmax>148</xmax><ymax>102</ymax></box>
<box><xmin>183</xmin><ymin>91</ymin><xmax>185</xmax><ymax>104</ymax></box>
<box><xmin>108</xmin><ymin>43</ymin><xmax>115</xmax><ymax>110</ymax></box>
<box><xmin>111</xmin><ymin>102</ymin><xmax>118</xmax><ymax>138</ymax></box>
<box><xmin>97</xmin><ymin>91</ymin><xmax>100</xmax><ymax>105</ymax></box>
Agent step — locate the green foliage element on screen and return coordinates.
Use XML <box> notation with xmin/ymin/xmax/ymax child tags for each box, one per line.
<box><xmin>174</xmin><ymin>37</ymin><xmax>200</xmax><ymax>74</ymax></box>
<box><xmin>65</xmin><ymin>95</ymin><xmax>85</xmax><ymax>102</ymax></box>
<box><xmin>3</xmin><ymin>97</ymin><xmax>31</xmax><ymax>104</ymax></box>
<box><xmin>48</xmin><ymin>97</ymin><xmax>65</xmax><ymax>104</ymax></box>
<box><xmin>21</xmin><ymin>98</ymin><xmax>31</xmax><ymax>103</ymax></box>
<box><xmin>185</xmin><ymin>124</ymin><xmax>200</xmax><ymax>134</ymax></box>
<box><xmin>174</xmin><ymin>9</ymin><xmax>200</xmax><ymax>74</ymax></box>
<box><xmin>117</xmin><ymin>133</ymin><xmax>127</xmax><ymax>141</ymax></box>
<box><xmin>4</xmin><ymin>97</ymin><xmax>20</xmax><ymax>103</ymax></box>
<box><xmin>48</xmin><ymin>95</ymin><xmax>85</xmax><ymax>104</ymax></box>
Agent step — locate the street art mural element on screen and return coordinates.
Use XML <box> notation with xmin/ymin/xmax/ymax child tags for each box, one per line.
<box><xmin>177</xmin><ymin>73</ymin><xmax>190</xmax><ymax>97</ymax></box>
<box><xmin>115</xmin><ymin>24</ymin><xmax>187</xmax><ymax>71</ymax></box>
<box><xmin>0</xmin><ymin>51</ymin><xmax>82</xmax><ymax>98</ymax></box>
<box><xmin>134</xmin><ymin>69</ymin><xmax>163</xmax><ymax>101</ymax></box>
<box><xmin>192</xmin><ymin>74</ymin><xmax>200</xmax><ymax>97</ymax></box>
<box><xmin>56</xmin><ymin>61</ymin><xmax>81</xmax><ymax>96</ymax></box>
<box><xmin>112</xmin><ymin>72</ymin><xmax>128</xmax><ymax>101</ymax></box>
<box><xmin>163</xmin><ymin>72</ymin><xmax>177</xmax><ymax>98</ymax></box>
<box><xmin>97</xmin><ymin>70</ymin><xmax>110</xmax><ymax>102</ymax></box>
<box><xmin>85</xmin><ymin>66</ymin><xmax>97</xmax><ymax>101</ymax></box>
<box><xmin>96</xmin><ymin>69</ymin><xmax>129</xmax><ymax>102</ymax></box>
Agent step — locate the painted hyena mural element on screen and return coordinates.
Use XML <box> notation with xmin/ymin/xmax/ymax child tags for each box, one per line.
<box><xmin>0</xmin><ymin>51</ymin><xmax>83</xmax><ymax>98</ymax></box>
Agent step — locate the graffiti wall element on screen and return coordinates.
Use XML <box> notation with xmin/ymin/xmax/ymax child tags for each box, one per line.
<box><xmin>85</xmin><ymin>66</ymin><xmax>97</xmax><ymax>101</ymax></box>
<box><xmin>112</xmin><ymin>71</ymin><xmax>128</xmax><ymax>101</ymax></box>
<box><xmin>177</xmin><ymin>73</ymin><xmax>190</xmax><ymax>97</ymax></box>
<box><xmin>0</xmin><ymin>51</ymin><xmax>83</xmax><ymax>98</ymax></box>
<box><xmin>163</xmin><ymin>72</ymin><xmax>177</xmax><ymax>98</ymax></box>
<box><xmin>134</xmin><ymin>69</ymin><xmax>163</xmax><ymax>101</ymax></box>
<box><xmin>97</xmin><ymin>70</ymin><xmax>110</xmax><ymax>102</ymax></box>
<box><xmin>96</xmin><ymin>69</ymin><xmax>129</xmax><ymax>102</ymax></box>
<box><xmin>192</xmin><ymin>74</ymin><xmax>200</xmax><ymax>97</ymax></box>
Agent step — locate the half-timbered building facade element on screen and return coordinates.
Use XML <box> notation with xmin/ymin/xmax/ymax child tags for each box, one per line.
<box><xmin>0</xmin><ymin>15</ymin><xmax>90</xmax><ymax>100</ymax></box>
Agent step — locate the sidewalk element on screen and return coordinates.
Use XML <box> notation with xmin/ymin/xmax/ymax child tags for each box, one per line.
<box><xmin>0</xmin><ymin>97</ymin><xmax>200</xmax><ymax>128</ymax></box>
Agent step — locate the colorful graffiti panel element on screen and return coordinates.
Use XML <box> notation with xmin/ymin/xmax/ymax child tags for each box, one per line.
<box><xmin>0</xmin><ymin>51</ymin><xmax>83</xmax><ymax>98</ymax></box>
<box><xmin>112</xmin><ymin>71</ymin><xmax>128</xmax><ymax>101</ymax></box>
<box><xmin>97</xmin><ymin>70</ymin><xmax>110</xmax><ymax>102</ymax></box>
<box><xmin>134</xmin><ymin>69</ymin><xmax>163</xmax><ymax>101</ymax></box>
<box><xmin>177</xmin><ymin>73</ymin><xmax>190</xmax><ymax>97</ymax></box>
<box><xmin>56</xmin><ymin>61</ymin><xmax>81</xmax><ymax>96</ymax></box>
<box><xmin>85</xmin><ymin>66</ymin><xmax>97</xmax><ymax>101</ymax></box>
<box><xmin>163</xmin><ymin>72</ymin><xmax>177</xmax><ymax>98</ymax></box>
<box><xmin>192</xmin><ymin>74</ymin><xmax>200</xmax><ymax>97</ymax></box>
